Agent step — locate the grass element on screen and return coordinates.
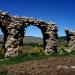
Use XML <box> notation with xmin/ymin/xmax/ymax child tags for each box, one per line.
<box><xmin>0</xmin><ymin>53</ymin><xmax>46</xmax><ymax>66</ymax></box>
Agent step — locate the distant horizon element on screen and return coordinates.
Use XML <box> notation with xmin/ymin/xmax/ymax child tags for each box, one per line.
<box><xmin>0</xmin><ymin>33</ymin><xmax>66</xmax><ymax>38</ymax></box>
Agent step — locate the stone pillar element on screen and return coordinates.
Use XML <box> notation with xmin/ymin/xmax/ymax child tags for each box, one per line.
<box><xmin>65</xmin><ymin>29</ymin><xmax>75</xmax><ymax>51</ymax></box>
<box><xmin>5</xmin><ymin>21</ymin><xmax>24</xmax><ymax>58</ymax></box>
<box><xmin>45</xmin><ymin>23</ymin><xmax>58</xmax><ymax>54</ymax></box>
<box><xmin>0</xmin><ymin>12</ymin><xmax>11</xmax><ymax>53</ymax></box>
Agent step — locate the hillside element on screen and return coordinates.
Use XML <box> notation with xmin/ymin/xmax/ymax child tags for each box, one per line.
<box><xmin>0</xmin><ymin>35</ymin><xmax>67</xmax><ymax>47</ymax></box>
<box><xmin>23</xmin><ymin>36</ymin><xmax>43</xmax><ymax>44</ymax></box>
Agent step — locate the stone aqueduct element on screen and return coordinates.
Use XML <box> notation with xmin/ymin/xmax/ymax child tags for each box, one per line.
<box><xmin>0</xmin><ymin>11</ymin><xmax>74</xmax><ymax>58</ymax></box>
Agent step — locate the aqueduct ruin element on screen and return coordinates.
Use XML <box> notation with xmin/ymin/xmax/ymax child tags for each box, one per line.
<box><xmin>0</xmin><ymin>11</ymin><xmax>58</xmax><ymax>58</ymax></box>
<box><xmin>0</xmin><ymin>11</ymin><xmax>74</xmax><ymax>58</ymax></box>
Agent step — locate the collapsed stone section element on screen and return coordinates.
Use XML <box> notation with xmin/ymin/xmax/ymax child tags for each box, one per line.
<box><xmin>0</xmin><ymin>11</ymin><xmax>58</xmax><ymax>58</ymax></box>
<box><xmin>65</xmin><ymin>29</ymin><xmax>75</xmax><ymax>51</ymax></box>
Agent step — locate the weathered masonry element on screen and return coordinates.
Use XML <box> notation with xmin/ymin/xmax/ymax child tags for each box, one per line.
<box><xmin>0</xmin><ymin>11</ymin><xmax>58</xmax><ymax>58</ymax></box>
<box><xmin>65</xmin><ymin>29</ymin><xmax>75</xmax><ymax>51</ymax></box>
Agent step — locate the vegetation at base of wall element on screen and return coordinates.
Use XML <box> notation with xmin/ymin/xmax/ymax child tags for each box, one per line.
<box><xmin>23</xmin><ymin>43</ymin><xmax>44</xmax><ymax>48</ymax></box>
<box><xmin>0</xmin><ymin>48</ymin><xmax>4</xmax><ymax>59</ymax></box>
<box><xmin>0</xmin><ymin>46</ymin><xmax>75</xmax><ymax>66</ymax></box>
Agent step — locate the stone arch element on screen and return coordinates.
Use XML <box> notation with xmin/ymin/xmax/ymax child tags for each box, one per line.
<box><xmin>24</xmin><ymin>25</ymin><xmax>44</xmax><ymax>49</ymax></box>
<box><xmin>0</xmin><ymin>11</ymin><xmax>58</xmax><ymax>58</ymax></box>
<box><xmin>24</xmin><ymin>23</ymin><xmax>47</xmax><ymax>50</ymax></box>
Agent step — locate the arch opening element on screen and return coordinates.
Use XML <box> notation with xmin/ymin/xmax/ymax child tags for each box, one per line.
<box><xmin>0</xmin><ymin>29</ymin><xmax>4</xmax><ymax>49</ymax></box>
<box><xmin>23</xmin><ymin>25</ymin><xmax>44</xmax><ymax>52</ymax></box>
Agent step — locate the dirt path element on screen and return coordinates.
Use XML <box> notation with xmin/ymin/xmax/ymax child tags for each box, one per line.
<box><xmin>6</xmin><ymin>56</ymin><xmax>75</xmax><ymax>75</ymax></box>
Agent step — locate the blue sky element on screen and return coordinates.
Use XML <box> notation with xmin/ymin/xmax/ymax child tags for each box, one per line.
<box><xmin>0</xmin><ymin>0</ymin><xmax>75</xmax><ymax>37</ymax></box>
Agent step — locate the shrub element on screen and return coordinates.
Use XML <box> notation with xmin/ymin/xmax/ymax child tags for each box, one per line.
<box><xmin>57</xmin><ymin>45</ymin><xmax>71</xmax><ymax>56</ymax></box>
<box><xmin>32</xmin><ymin>47</ymin><xmax>44</xmax><ymax>55</ymax></box>
<box><xmin>0</xmin><ymin>48</ymin><xmax>4</xmax><ymax>59</ymax></box>
<box><xmin>59</xmin><ymin>44</ymin><xmax>66</xmax><ymax>50</ymax></box>
<box><xmin>24</xmin><ymin>47</ymin><xmax>45</xmax><ymax>57</ymax></box>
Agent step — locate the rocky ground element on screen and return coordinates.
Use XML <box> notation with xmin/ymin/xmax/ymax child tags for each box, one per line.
<box><xmin>0</xmin><ymin>56</ymin><xmax>75</xmax><ymax>75</ymax></box>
